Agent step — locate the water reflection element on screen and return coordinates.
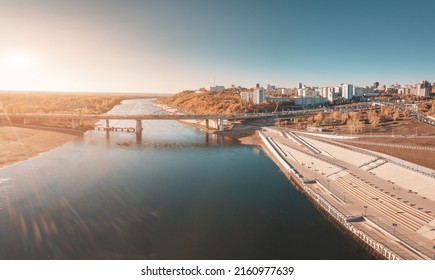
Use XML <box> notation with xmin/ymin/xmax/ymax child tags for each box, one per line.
<box><xmin>91</xmin><ymin>128</ymin><xmax>237</xmax><ymax>150</ymax></box>
<box><xmin>0</xmin><ymin>99</ymin><xmax>373</xmax><ymax>260</ymax></box>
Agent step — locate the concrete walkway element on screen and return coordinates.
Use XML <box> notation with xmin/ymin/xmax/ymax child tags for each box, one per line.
<box><xmin>262</xmin><ymin>127</ymin><xmax>435</xmax><ymax>260</ymax></box>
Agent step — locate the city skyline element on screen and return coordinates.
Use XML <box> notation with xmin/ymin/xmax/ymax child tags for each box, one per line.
<box><xmin>1</xmin><ymin>0</ymin><xmax>434</xmax><ymax>93</ymax></box>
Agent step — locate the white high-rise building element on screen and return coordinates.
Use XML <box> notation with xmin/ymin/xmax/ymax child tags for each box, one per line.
<box><xmin>415</xmin><ymin>80</ymin><xmax>431</xmax><ymax>97</ymax></box>
<box><xmin>319</xmin><ymin>87</ymin><xmax>329</xmax><ymax>98</ymax></box>
<box><xmin>253</xmin><ymin>88</ymin><xmax>265</xmax><ymax>104</ymax></box>
<box><xmin>326</xmin><ymin>87</ymin><xmax>338</xmax><ymax>102</ymax></box>
<box><xmin>342</xmin><ymin>84</ymin><xmax>354</xmax><ymax>99</ymax></box>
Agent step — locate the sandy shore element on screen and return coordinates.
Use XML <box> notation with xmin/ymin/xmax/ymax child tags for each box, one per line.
<box><xmin>0</xmin><ymin>126</ymin><xmax>77</xmax><ymax>168</ymax></box>
<box><xmin>0</xmin><ymin>120</ymin><xmax>262</xmax><ymax>169</ymax></box>
<box><xmin>215</xmin><ymin>127</ymin><xmax>263</xmax><ymax>146</ymax></box>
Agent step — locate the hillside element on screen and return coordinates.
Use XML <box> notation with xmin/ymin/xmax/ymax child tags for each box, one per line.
<box><xmin>161</xmin><ymin>90</ymin><xmax>248</xmax><ymax>114</ymax></box>
<box><xmin>161</xmin><ymin>90</ymin><xmax>277</xmax><ymax>114</ymax></box>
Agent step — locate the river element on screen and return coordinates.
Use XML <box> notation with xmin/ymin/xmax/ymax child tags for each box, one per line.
<box><xmin>0</xmin><ymin>99</ymin><xmax>373</xmax><ymax>259</ymax></box>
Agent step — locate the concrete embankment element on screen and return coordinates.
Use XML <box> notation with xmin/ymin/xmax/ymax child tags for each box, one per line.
<box><xmin>258</xmin><ymin>129</ymin><xmax>401</xmax><ymax>260</ymax></box>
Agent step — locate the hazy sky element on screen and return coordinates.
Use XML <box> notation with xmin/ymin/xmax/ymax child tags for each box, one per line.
<box><xmin>0</xmin><ymin>0</ymin><xmax>434</xmax><ymax>93</ymax></box>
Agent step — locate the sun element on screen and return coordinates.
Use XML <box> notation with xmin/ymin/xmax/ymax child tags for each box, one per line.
<box><xmin>4</xmin><ymin>51</ymin><xmax>37</xmax><ymax>70</ymax></box>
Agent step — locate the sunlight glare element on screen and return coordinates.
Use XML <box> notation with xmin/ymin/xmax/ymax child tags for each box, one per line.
<box><xmin>3</xmin><ymin>52</ymin><xmax>38</xmax><ymax>70</ymax></box>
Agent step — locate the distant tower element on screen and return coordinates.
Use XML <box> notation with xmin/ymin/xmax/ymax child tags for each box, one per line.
<box><xmin>374</xmin><ymin>82</ymin><xmax>379</xmax><ymax>88</ymax></box>
<box><xmin>298</xmin><ymin>82</ymin><xmax>302</xmax><ymax>89</ymax></box>
<box><xmin>256</xmin><ymin>83</ymin><xmax>260</xmax><ymax>89</ymax></box>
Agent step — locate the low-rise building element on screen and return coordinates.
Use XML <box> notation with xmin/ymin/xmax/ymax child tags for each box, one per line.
<box><xmin>353</xmin><ymin>86</ymin><xmax>365</xmax><ymax>96</ymax></box>
<box><xmin>281</xmin><ymin>88</ymin><xmax>298</xmax><ymax>95</ymax></box>
<box><xmin>240</xmin><ymin>91</ymin><xmax>250</xmax><ymax>102</ymax></box>
<box><xmin>210</xmin><ymin>85</ymin><xmax>225</xmax><ymax>91</ymax></box>
<box><xmin>377</xmin><ymin>85</ymin><xmax>386</xmax><ymax>91</ymax></box>
<box><xmin>397</xmin><ymin>85</ymin><xmax>412</xmax><ymax>95</ymax></box>
<box><xmin>266</xmin><ymin>84</ymin><xmax>276</xmax><ymax>90</ymax></box>
<box><xmin>297</xmin><ymin>87</ymin><xmax>318</xmax><ymax>98</ymax></box>
<box><xmin>293</xmin><ymin>97</ymin><xmax>327</xmax><ymax>106</ymax></box>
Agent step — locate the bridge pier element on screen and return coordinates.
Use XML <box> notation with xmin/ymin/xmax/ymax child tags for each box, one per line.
<box><xmin>105</xmin><ymin>119</ymin><xmax>110</xmax><ymax>130</ymax></box>
<box><xmin>135</xmin><ymin>120</ymin><xmax>143</xmax><ymax>135</ymax></box>
<box><xmin>205</xmin><ymin>119</ymin><xmax>209</xmax><ymax>129</ymax></box>
<box><xmin>219</xmin><ymin>119</ymin><xmax>224</xmax><ymax>131</ymax></box>
<box><xmin>135</xmin><ymin>120</ymin><xmax>143</xmax><ymax>143</ymax></box>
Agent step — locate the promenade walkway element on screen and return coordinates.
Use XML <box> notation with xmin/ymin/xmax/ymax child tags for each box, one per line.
<box><xmin>261</xmin><ymin>127</ymin><xmax>435</xmax><ymax>259</ymax></box>
<box><xmin>298</xmin><ymin>135</ymin><xmax>376</xmax><ymax>167</ymax></box>
<box><xmin>341</xmin><ymin>140</ymin><xmax>435</xmax><ymax>152</ymax></box>
<box><xmin>370</xmin><ymin>163</ymin><xmax>435</xmax><ymax>201</ymax></box>
<box><xmin>301</xmin><ymin>134</ymin><xmax>435</xmax><ymax>198</ymax></box>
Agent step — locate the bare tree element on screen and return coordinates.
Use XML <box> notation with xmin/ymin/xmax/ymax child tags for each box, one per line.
<box><xmin>393</xmin><ymin>110</ymin><xmax>400</xmax><ymax>121</ymax></box>
<box><xmin>367</xmin><ymin>110</ymin><xmax>380</xmax><ymax>128</ymax></box>
<box><xmin>370</xmin><ymin>115</ymin><xmax>380</xmax><ymax>128</ymax></box>
<box><xmin>341</xmin><ymin>112</ymin><xmax>350</xmax><ymax>124</ymax></box>
<box><xmin>351</xmin><ymin>111</ymin><xmax>361</xmax><ymax>122</ymax></box>
<box><xmin>314</xmin><ymin>112</ymin><xmax>324</xmax><ymax>126</ymax></box>
<box><xmin>307</xmin><ymin>116</ymin><xmax>315</xmax><ymax>125</ymax></box>
<box><xmin>332</xmin><ymin>111</ymin><xmax>340</xmax><ymax>122</ymax></box>
<box><xmin>380</xmin><ymin>106</ymin><xmax>391</xmax><ymax>116</ymax></box>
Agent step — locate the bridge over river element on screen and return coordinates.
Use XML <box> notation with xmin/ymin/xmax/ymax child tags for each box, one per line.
<box><xmin>9</xmin><ymin>111</ymin><xmax>310</xmax><ymax>134</ymax></box>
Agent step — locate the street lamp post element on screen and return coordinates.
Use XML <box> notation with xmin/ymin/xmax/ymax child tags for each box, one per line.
<box><xmin>393</xmin><ymin>223</ymin><xmax>398</xmax><ymax>236</ymax></box>
<box><xmin>327</xmin><ymin>179</ymin><xmax>330</xmax><ymax>190</ymax></box>
<box><xmin>364</xmin><ymin>205</ymin><xmax>368</xmax><ymax>216</ymax></box>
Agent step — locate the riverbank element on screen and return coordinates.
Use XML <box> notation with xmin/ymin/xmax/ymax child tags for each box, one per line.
<box><xmin>154</xmin><ymin>99</ymin><xmax>265</xmax><ymax>147</ymax></box>
<box><xmin>214</xmin><ymin>126</ymin><xmax>263</xmax><ymax>146</ymax></box>
<box><xmin>0</xmin><ymin>126</ymin><xmax>77</xmax><ymax>168</ymax></box>
<box><xmin>179</xmin><ymin>119</ymin><xmax>263</xmax><ymax>147</ymax></box>
<box><xmin>0</xmin><ymin>94</ymin><xmax>144</xmax><ymax>169</ymax></box>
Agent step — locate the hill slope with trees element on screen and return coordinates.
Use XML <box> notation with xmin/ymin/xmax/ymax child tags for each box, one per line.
<box><xmin>161</xmin><ymin>89</ymin><xmax>277</xmax><ymax>114</ymax></box>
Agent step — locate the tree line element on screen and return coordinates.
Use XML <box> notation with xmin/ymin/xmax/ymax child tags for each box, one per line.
<box><xmin>0</xmin><ymin>93</ymin><xmax>123</xmax><ymax>114</ymax></box>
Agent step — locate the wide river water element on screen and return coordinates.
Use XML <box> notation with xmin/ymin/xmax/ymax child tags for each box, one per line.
<box><xmin>0</xmin><ymin>99</ymin><xmax>373</xmax><ymax>259</ymax></box>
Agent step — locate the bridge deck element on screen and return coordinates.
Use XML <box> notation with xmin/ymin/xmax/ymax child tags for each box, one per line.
<box><xmin>7</xmin><ymin>112</ymin><xmax>305</xmax><ymax>120</ymax></box>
